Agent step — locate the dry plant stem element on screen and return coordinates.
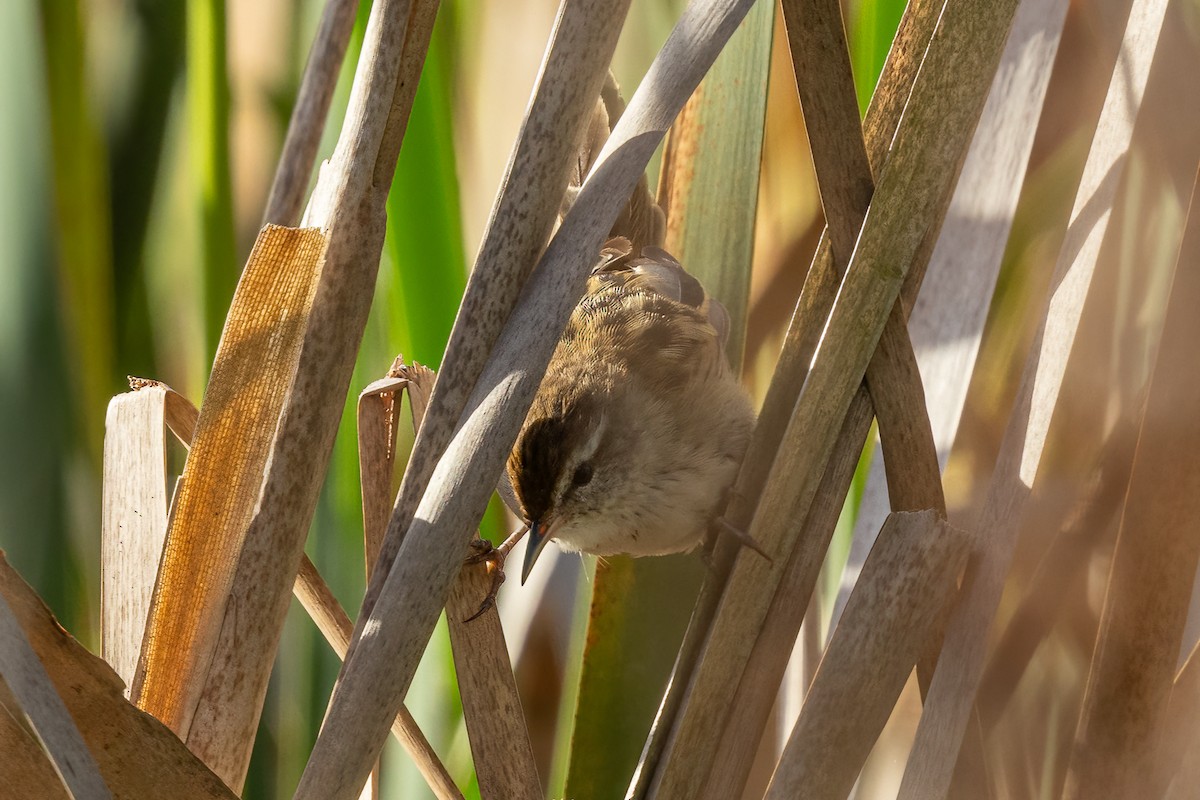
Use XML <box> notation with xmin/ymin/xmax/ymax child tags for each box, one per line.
<box><xmin>362</xmin><ymin>363</ymin><xmax>540</xmax><ymax>798</ymax></box>
<box><xmin>649</xmin><ymin>1</ymin><xmax>1019</xmax><ymax>796</ymax></box>
<box><xmin>898</xmin><ymin>0</ymin><xmax>1173</xmax><ymax>795</ymax></box>
<box><xmin>295</xmin><ymin>3</ymin><xmax>762</xmax><ymax>797</ymax></box>
<box><xmin>701</xmin><ymin>390</ymin><xmax>869</xmax><ymax>800</ymax></box>
<box><xmin>1062</xmin><ymin>164</ymin><xmax>1200</xmax><ymax>800</ymax></box>
<box><xmin>359</xmin><ymin>0</ymin><xmax>632</xmax><ymax>623</ymax></box>
<box><xmin>262</xmin><ymin>0</ymin><xmax>359</xmax><ymax>226</ymax></box>
<box><xmin>835</xmin><ymin>0</ymin><xmax>1071</xmax><ymax>633</ymax></box>
<box><xmin>0</xmin><ymin>593</ymin><xmax>111</xmax><ymax>799</ymax></box>
<box><xmin>631</xmin><ymin>8</ymin><xmax>947</xmax><ymax>793</ymax></box>
<box><xmin>446</xmin><ymin>570</ymin><xmax>542</xmax><ymax>800</ymax></box>
<box><xmin>174</xmin><ymin>0</ymin><xmax>438</xmax><ymax>787</ymax></box>
<box><xmin>291</xmin><ymin>557</ymin><xmax>465</xmax><ymax>800</ymax></box>
<box><xmin>782</xmin><ymin>0</ymin><xmax>943</xmax><ymax>518</ymax></box>
<box><xmin>157</xmin><ymin>380</ymin><xmax>460</xmax><ymax>799</ymax></box>
<box><xmin>764</xmin><ymin>512</ymin><xmax>969</xmax><ymax>800</ymax></box>
<box><xmin>102</xmin><ymin>387</ymin><xmax>169</xmax><ymax>691</ymax></box>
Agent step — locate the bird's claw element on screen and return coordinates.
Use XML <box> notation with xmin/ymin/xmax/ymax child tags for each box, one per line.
<box><xmin>462</xmin><ymin>538</ymin><xmax>508</xmax><ymax>623</ymax></box>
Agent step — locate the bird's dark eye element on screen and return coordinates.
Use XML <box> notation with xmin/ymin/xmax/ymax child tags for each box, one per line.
<box><xmin>572</xmin><ymin>463</ymin><xmax>594</xmax><ymax>487</ymax></box>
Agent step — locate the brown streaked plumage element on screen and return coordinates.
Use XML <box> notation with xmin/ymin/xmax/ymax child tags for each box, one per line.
<box><xmin>507</xmin><ymin>237</ymin><xmax>755</xmax><ymax>578</ymax></box>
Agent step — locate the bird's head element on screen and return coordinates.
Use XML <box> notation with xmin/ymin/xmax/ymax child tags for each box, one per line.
<box><xmin>507</xmin><ymin>382</ymin><xmax>635</xmax><ymax>583</ymax></box>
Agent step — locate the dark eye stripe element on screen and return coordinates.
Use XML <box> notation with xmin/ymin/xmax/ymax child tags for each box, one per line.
<box><xmin>572</xmin><ymin>463</ymin><xmax>594</xmax><ymax>487</ymax></box>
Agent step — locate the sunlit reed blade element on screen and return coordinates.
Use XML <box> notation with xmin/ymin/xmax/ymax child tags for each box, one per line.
<box><xmin>898</xmin><ymin>1</ymin><xmax>1174</xmax><ymax>795</ymax></box>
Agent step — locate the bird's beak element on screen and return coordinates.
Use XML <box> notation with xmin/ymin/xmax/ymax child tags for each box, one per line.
<box><xmin>522</xmin><ymin>520</ymin><xmax>551</xmax><ymax>585</ymax></box>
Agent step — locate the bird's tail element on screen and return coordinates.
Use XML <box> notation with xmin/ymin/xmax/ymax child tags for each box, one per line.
<box><xmin>558</xmin><ymin>72</ymin><xmax>666</xmax><ymax>251</ymax></box>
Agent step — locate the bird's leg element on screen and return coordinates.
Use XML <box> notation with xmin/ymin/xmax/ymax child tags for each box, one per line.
<box><xmin>462</xmin><ymin>523</ymin><xmax>530</xmax><ymax>622</ymax></box>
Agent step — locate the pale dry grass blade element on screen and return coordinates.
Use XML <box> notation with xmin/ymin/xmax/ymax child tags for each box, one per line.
<box><xmin>178</xmin><ymin>0</ymin><xmax>441</xmax><ymax>786</ymax></box>
<box><xmin>102</xmin><ymin>384</ymin><xmax>169</xmax><ymax>691</ymax></box>
<box><xmin>1062</xmin><ymin>164</ymin><xmax>1200</xmax><ymax>800</ymax></box>
<box><xmin>0</xmin><ymin>592</ymin><xmax>110</xmax><ymax>799</ymax></box>
<box><xmin>263</xmin><ymin>0</ymin><xmax>359</xmax><ymax>227</ymax></box>
<box><xmin>294</xmin><ymin>3</ymin><xmax>766</xmax><ymax>797</ymax></box>
<box><xmin>133</xmin><ymin>227</ymin><xmax>327</xmax><ymax>760</ymax></box>
<box><xmin>833</xmin><ymin>0</ymin><xmax>1072</xmax><ymax>633</ymax></box>
<box><xmin>360</xmin><ymin>0</ymin><xmax>633</xmax><ymax>623</ymax></box>
<box><xmin>650</xmin><ymin>2</ymin><xmax>1020</xmax><ymax>796</ymax></box>
<box><xmin>0</xmin><ymin>555</ymin><xmax>237</xmax><ymax>799</ymax></box>
<box><xmin>897</xmin><ymin>1</ymin><xmax>1174</xmax><ymax>796</ymax></box>
<box><xmin>764</xmin><ymin>511</ymin><xmax>969</xmax><ymax>800</ymax></box>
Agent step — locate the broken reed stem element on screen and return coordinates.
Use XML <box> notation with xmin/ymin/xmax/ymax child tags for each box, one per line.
<box><xmin>174</xmin><ymin>0</ymin><xmax>440</xmax><ymax>786</ymax></box>
<box><xmin>294</xmin><ymin>3</ymin><xmax>762</xmax><ymax>798</ymax></box>
<box><xmin>262</xmin><ymin>0</ymin><xmax>359</xmax><ymax>227</ymax></box>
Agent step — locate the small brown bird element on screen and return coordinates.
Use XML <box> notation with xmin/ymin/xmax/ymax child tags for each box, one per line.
<box><xmin>463</xmin><ymin>76</ymin><xmax>755</xmax><ymax>617</ymax></box>
<box><xmin>507</xmin><ymin>237</ymin><xmax>755</xmax><ymax>582</ymax></box>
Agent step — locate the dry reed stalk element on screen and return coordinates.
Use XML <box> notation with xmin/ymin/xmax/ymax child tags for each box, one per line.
<box><xmin>173</xmin><ymin>0</ymin><xmax>440</xmax><ymax>786</ymax></box>
<box><xmin>262</xmin><ymin>0</ymin><xmax>359</xmax><ymax>227</ymax></box>
<box><xmin>897</xmin><ymin>0</ymin><xmax>1174</xmax><ymax>795</ymax></box>
<box><xmin>763</xmin><ymin>511</ymin><xmax>969</xmax><ymax>800</ymax></box>
<box><xmin>446</xmin><ymin>570</ymin><xmax>542</xmax><ymax>800</ymax></box>
<box><xmin>0</xmin><ymin>555</ymin><xmax>237</xmax><ymax>799</ymax></box>
<box><xmin>696</xmin><ymin>0</ymin><xmax>947</xmax><ymax>791</ymax></box>
<box><xmin>835</xmin><ymin>0</ymin><xmax>1072</xmax><ymax>628</ymax></box>
<box><xmin>630</xmin><ymin>7</ymin><xmax>946</xmax><ymax>793</ymax></box>
<box><xmin>101</xmin><ymin>385</ymin><xmax>170</xmax><ymax>691</ymax></box>
<box><xmin>649</xmin><ymin>1</ymin><xmax>1020</xmax><ymax>796</ymax></box>
<box><xmin>0</xmin><ymin>591</ymin><xmax>110</xmax><ymax>799</ymax></box>
<box><xmin>294</xmin><ymin>3</ymin><xmax>766</xmax><ymax>797</ymax></box>
<box><xmin>1062</xmin><ymin>163</ymin><xmax>1200</xmax><ymax>800</ymax></box>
